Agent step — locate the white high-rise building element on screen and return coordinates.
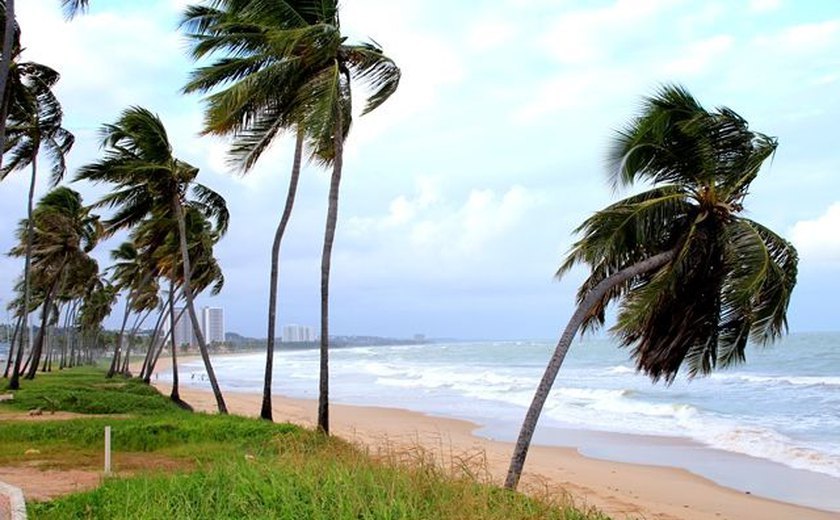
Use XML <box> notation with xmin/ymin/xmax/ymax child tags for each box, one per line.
<box><xmin>202</xmin><ymin>307</ymin><xmax>225</xmax><ymax>343</ymax></box>
<box><xmin>168</xmin><ymin>306</ymin><xmax>225</xmax><ymax>347</ymax></box>
<box><xmin>281</xmin><ymin>324</ymin><xmax>315</xmax><ymax>343</ymax></box>
<box><xmin>172</xmin><ymin>307</ymin><xmax>196</xmax><ymax>347</ymax></box>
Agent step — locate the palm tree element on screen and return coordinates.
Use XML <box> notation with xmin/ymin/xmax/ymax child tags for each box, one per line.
<box><xmin>504</xmin><ymin>85</ymin><xmax>798</xmax><ymax>490</ymax></box>
<box><xmin>181</xmin><ymin>0</ymin><xmax>325</xmax><ymax>422</ymax></box>
<box><xmin>76</xmin><ymin>106</ymin><xmax>230</xmax><ymax>413</ymax></box>
<box><xmin>2</xmin><ymin>55</ymin><xmax>73</xmax><ymax>389</ymax></box>
<box><xmin>182</xmin><ymin>0</ymin><xmax>399</xmax><ymax>432</ymax></box>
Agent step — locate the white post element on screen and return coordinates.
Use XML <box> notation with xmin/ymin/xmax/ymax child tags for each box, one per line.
<box><xmin>104</xmin><ymin>426</ymin><xmax>111</xmax><ymax>474</ymax></box>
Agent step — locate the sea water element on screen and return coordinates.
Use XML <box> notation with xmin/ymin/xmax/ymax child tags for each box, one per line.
<box><xmin>173</xmin><ymin>332</ymin><xmax>840</xmax><ymax>511</ymax></box>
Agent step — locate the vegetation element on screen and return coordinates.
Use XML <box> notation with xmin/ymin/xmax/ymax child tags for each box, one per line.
<box><xmin>0</xmin><ymin>368</ymin><xmax>607</xmax><ymax>520</ymax></box>
<box><xmin>76</xmin><ymin>106</ymin><xmax>229</xmax><ymax>413</ymax></box>
<box><xmin>505</xmin><ymin>85</ymin><xmax>798</xmax><ymax>489</ymax></box>
<box><xmin>181</xmin><ymin>0</ymin><xmax>401</xmax><ymax>430</ymax></box>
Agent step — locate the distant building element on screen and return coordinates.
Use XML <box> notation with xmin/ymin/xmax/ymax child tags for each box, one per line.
<box><xmin>282</xmin><ymin>324</ymin><xmax>316</xmax><ymax>343</ymax></box>
<box><xmin>168</xmin><ymin>306</ymin><xmax>225</xmax><ymax>347</ymax></box>
<box><xmin>202</xmin><ymin>307</ymin><xmax>225</xmax><ymax>343</ymax></box>
<box><xmin>172</xmin><ymin>307</ymin><xmax>197</xmax><ymax>347</ymax></box>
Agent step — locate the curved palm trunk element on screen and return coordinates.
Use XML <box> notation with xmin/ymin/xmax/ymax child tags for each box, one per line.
<box><xmin>26</xmin><ymin>256</ymin><xmax>67</xmax><ymax>379</ymax></box>
<box><xmin>261</xmin><ymin>130</ymin><xmax>304</xmax><ymax>421</ymax></box>
<box><xmin>107</xmin><ymin>290</ymin><xmax>134</xmax><ymax>378</ymax></box>
<box><xmin>504</xmin><ymin>249</ymin><xmax>676</xmax><ymax>490</ymax></box>
<box><xmin>9</xmin><ymin>154</ymin><xmax>37</xmax><ymax>390</ymax></box>
<box><xmin>166</xmin><ymin>278</ymin><xmax>186</xmax><ymax>407</ymax></box>
<box><xmin>122</xmin><ymin>308</ymin><xmax>151</xmax><ymax>375</ymax></box>
<box><xmin>172</xmin><ymin>195</ymin><xmax>227</xmax><ymax>414</ymax></box>
<box><xmin>3</xmin><ymin>315</ymin><xmax>22</xmax><ymax>378</ymax></box>
<box><xmin>318</xmin><ymin>115</ymin><xmax>345</xmax><ymax>435</ymax></box>
<box><xmin>140</xmin><ymin>299</ymin><xmax>169</xmax><ymax>381</ymax></box>
<box><xmin>0</xmin><ymin>0</ymin><xmax>15</xmax><ymax>166</ymax></box>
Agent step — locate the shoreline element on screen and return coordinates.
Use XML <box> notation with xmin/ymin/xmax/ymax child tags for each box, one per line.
<box><xmin>144</xmin><ymin>355</ymin><xmax>837</xmax><ymax>520</ymax></box>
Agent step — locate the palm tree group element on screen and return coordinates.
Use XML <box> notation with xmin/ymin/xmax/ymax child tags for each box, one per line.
<box><xmin>0</xmin><ymin>2</ymin><xmax>803</xmax><ymax>505</ymax></box>
<box><xmin>76</xmin><ymin>106</ymin><xmax>230</xmax><ymax>412</ymax></box>
<box><xmin>181</xmin><ymin>0</ymin><xmax>400</xmax><ymax>431</ymax></box>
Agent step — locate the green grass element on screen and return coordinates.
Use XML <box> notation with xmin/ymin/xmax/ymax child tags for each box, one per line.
<box><xmin>1</xmin><ymin>368</ymin><xmax>610</xmax><ymax>520</ymax></box>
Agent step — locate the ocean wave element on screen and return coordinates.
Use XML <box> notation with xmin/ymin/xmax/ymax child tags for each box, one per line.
<box><xmin>713</xmin><ymin>373</ymin><xmax>840</xmax><ymax>387</ymax></box>
<box><xmin>697</xmin><ymin>425</ymin><xmax>840</xmax><ymax>479</ymax></box>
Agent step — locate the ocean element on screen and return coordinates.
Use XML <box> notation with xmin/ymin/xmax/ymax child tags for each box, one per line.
<box><xmin>123</xmin><ymin>332</ymin><xmax>840</xmax><ymax>511</ymax></box>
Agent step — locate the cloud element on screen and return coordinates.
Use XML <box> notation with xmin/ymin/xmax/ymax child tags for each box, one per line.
<box><xmin>754</xmin><ymin>20</ymin><xmax>840</xmax><ymax>55</ymax></box>
<box><xmin>749</xmin><ymin>0</ymin><xmax>782</xmax><ymax>13</ymax></box>
<box><xmin>790</xmin><ymin>203</ymin><xmax>840</xmax><ymax>265</ymax></box>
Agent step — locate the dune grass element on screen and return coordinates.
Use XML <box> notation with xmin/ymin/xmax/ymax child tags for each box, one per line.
<box><xmin>0</xmin><ymin>368</ymin><xmax>609</xmax><ymax>520</ymax></box>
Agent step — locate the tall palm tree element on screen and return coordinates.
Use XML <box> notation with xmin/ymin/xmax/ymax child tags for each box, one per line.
<box><xmin>181</xmin><ymin>0</ymin><xmax>326</xmax><ymax>422</ymax></box>
<box><xmin>183</xmin><ymin>0</ymin><xmax>399</xmax><ymax>432</ymax></box>
<box><xmin>76</xmin><ymin>106</ymin><xmax>230</xmax><ymax>413</ymax></box>
<box><xmin>504</xmin><ymin>85</ymin><xmax>798</xmax><ymax>490</ymax></box>
<box><xmin>2</xmin><ymin>55</ymin><xmax>73</xmax><ymax>389</ymax></box>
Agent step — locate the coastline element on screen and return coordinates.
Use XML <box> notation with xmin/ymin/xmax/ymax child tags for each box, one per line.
<box><xmin>144</xmin><ymin>355</ymin><xmax>837</xmax><ymax>520</ymax></box>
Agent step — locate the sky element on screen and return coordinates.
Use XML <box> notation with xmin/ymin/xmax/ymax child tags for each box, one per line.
<box><xmin>0</xmin><ymin>0</ymin><xmax>838</xmax><ymax>340</ymax></box>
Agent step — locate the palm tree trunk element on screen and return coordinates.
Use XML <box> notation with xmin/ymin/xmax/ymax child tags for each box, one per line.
<box><xmin>3</xmin><ymin>315</ymin><xmax>21</xmax><ymax>378</ymax></box>
<box><xmin>122</xmin><ymin>308</ymin><xmax>150</xmax><ymax>375</ymax></box>
<box><xmin>25</xmin><ymin>256</ymin><xmax>65</xmax><ymax>380</ymax></box>
<box><xmin>167</xmin><ymin>279</ymin><xmax>184</xmax><ymax>406</ymax></box>
<box><xmin>140</xmin><ymin>299</ymin><xmax>169</xmax><ymax>381</ymax></box>
<box><xmin>107</xmin><ymin>289</ymin><xmax>134</xmax><ymax>378</ymax></box>
<box><xmin>10</xmin><ymin>155</ymin><xmax>39</xmax><ymax>389</ymax></box>
<box><xmin>172</xmin><ymin>195</ymin><xmax>227</xmax><ymax>414</ymax></box>
<box><xmin>504</xmin><ymin>249</ymin><xmax>675</xmax><ymax>490</ymax></box>
<box><xmin>261</xmin><ymin>130</ymin><xmax>304</xmax><ymax>421</ymax></box>
<box><xmin>318</xmin><ymin>114</ymin><xmax>345</xmax><ymax>434</ymax></box>
<box><xmin>0</xmin><ymin>0</ymin><xmax>15</xmax><ymax>167</ymax></box>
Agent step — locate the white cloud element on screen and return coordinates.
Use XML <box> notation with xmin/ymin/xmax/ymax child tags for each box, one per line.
<box><xmin>466</xmin><ymin>18</ymin><xmax>518</xmax><ymax>52</ymax></box>
<box><xmin>660</xmin><ymin>35</ymin><xmax>734</xmax><ymax>76</ymax></box>
<box><xmin>790</xmin><ymin>203</ymin><xmax>840</xmax><ymax>264</ymax></box>
<box><xmin>539</xmin><ymin>0</ymin><xmax>677</xmax><ymax>65</ymax></box>
<box><xmin>749</xmin><ymin>0</ymin><xmax>782</xmax><ymax>13</ymax></box>
<box><xmin>755</xmin><ymin>20</ymin><xmax>840</xmax><ymax>54</ymax></box>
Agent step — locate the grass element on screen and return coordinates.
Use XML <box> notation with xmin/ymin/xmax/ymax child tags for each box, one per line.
<box><xmin>0</xmin><ymin>368</ymin><xmax>610</xmax><ymax>520</ymax></box>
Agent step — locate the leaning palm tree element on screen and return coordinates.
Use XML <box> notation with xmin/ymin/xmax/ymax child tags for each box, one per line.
<box><xmin>505</xmin><ymin>85</ymin><xmax>798</xmax><ymax>490</ymax></box>
<box><xmin>76</xmin><ymin>106</ymin><xmax>230</xmax><ymax>413</ymax></box>
<box><xmin>2</xmin><ymin>55</ymin><xmax>74</xmax><ymax>390</ymax></box>
<box><xmin>184</xmin><ymin>0</ymin><xmax>399</xmax><ymax>432</ymax></box>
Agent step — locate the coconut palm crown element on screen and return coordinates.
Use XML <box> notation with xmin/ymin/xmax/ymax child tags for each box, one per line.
<box><xmin>560</xmin><ymin>84</ymin><xmax>797</xmax><ymax>382</ymax></box>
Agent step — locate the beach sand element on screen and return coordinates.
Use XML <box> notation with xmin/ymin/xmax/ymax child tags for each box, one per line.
<box><xmin>142</xmin><ymin>355</ymin><xmax>835</xmax><ymax>520</ymax></box>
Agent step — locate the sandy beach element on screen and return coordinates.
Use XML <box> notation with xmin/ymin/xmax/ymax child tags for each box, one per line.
<box><xmin>143</xmin><ymin>354</ymin><xmax>836</xmax><ymax>520</ymax></box>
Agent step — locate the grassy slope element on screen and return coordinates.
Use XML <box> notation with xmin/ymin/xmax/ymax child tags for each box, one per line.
<box><xmin>1</xmin><ymin>368</ymin><xmax>609</xmax><ymax>520</ymax></box>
